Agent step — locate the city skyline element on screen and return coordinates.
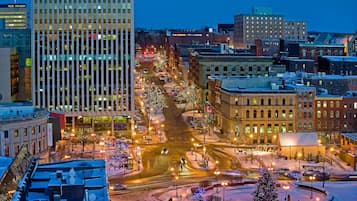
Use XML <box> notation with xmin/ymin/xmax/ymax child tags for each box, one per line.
<box><xmin>2</xmin><ymin>0</ymin><xmax>357</xmax><ymax>33</ymax></box>
<box><xmin>135</xmin><ymin>0</ymin><xmax>357</xmax><ymax>33</ymax></box>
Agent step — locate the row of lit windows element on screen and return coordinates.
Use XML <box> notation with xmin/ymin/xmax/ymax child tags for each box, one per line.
<box><xmin>206</xmin><ymin>66</ymin><xmax>270</xmax><ymax>72</ymax></box>
<box><xmin>243</xmin><ymin>109</ymin><xmax>294</xmax><ymax>119</ymax></box>
<box><xmin>4</xmin><ymin>126</ymin><xmax>44</xmax><ymax>139</ymax></box>
<box><xmin>316</xmin><ymin>100</ymin><xmax>340</xmax><ymax>108</ymax></box>
<box><xmin>234</xmin><ymin>97</ymin><xmax>294</xmax><ymax>106</ymax></box>
<box><xmin>244</xmin><ymin>123</ymin><xmax>293</xmax><ymax>134</ymax></box>
<box><xmin>245</xmin><ymin>16</ymin><xmax>283</xmax><ymax>21</ymax></box>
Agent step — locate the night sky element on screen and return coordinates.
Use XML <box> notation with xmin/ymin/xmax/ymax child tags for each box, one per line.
<box><xmin>4</xmin><ymin>0</ymin><xmax>357</xmax><ymax>33</ymax></box>
<box><xmin>135</xmin><ymin>0</ymin><xmax>357</xmax><ymax>33</ymax></box>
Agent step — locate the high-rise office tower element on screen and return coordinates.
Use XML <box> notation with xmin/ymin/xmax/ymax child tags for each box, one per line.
<box><xmin>32</xmin><ymin>0</ymin><xmax>134</xmax><ymax>128</ymax></box>
<box><xmin>233</xmin><ymin>7</ymin><xmax>306</xmax><ymax>48</ymax></box>
<box><xmin>0</xmin><ymin>4</ymin><xmax>31</xmax><ymax>101</ymax></box>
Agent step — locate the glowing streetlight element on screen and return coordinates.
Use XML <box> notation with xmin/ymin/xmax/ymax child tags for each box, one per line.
<box><xmin>221</xmin><ymin>182</ymin><xmax>228</xmax><ymax>201</ymax></box>
<box><xmin>298</xmin><ymin>152</ymin><xmax>302</xmax><ymax>171</ymax></box>
<box><xmin>309</xmin><ymin>175</ymin><xmax>316</xmax><ymax>199</ymax></box>
<box><xmin>214</xmin><ymin>170</ymin><xmax>220</xmax><ymax>193</ymax></box>
<box><xmin>282</xmin><ymin>185</ymin><xmax>290</xmax><ymax>201</ymax></box>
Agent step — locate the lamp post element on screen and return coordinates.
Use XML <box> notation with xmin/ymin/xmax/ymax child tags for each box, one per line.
<box><xmin>282</xmin><ymin>185</ymin><xmax>290</xmax><ymax>201</ymax></box>
<box><xmin>309</xmin><ymin>175</ymin><xmax>316</xmax><ymax>199</ymax></box>
<box><xmin>175</xmin><ymin>175</ymin><xmax>179</xmax><ymax>198</ymax></box>
<box><xmin>191</xmin><ymin>138</ymin><xmax>195</xmax><ymax>155</ymax></box>
<box><xmin>214</xmin><ymin>170</ymin><xmax>220</xmax><ymax>193</ymax></box>
<box><xmin>298</xmin><ymin>152</ymin><xmax>302</xmax><ymax>171</ymax></box>
<box><xmin>221</xmin><ymin>182</ymin><xmax>228</xmax><ymax>201</ymax></box>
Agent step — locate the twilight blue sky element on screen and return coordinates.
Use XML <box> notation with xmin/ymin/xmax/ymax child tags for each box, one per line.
<box><xmin>5</xmin><ymin>0</ymin><xmax>357</xmax><ymax>33</ymax></box>
<box><xmin>135</xmin><ymin>0</ymin><xmax>357</xmax><ymax>33</ymax></box>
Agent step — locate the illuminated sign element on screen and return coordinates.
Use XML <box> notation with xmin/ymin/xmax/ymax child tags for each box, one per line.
<box><xmin>25</xmin><ymin>58</ymin><xmax>32</xmax><ymax>67</ymax></box>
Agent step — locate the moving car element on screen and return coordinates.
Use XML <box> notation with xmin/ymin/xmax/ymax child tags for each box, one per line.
<box><xmin>161</xmin><ymin>147</ymin><xmax>168</xmax><ymax>155</ymax></box>
<box><xmin>109</xmin><ymin>183</ymin><xmax>127</xmax><ymax>191</ymax></box>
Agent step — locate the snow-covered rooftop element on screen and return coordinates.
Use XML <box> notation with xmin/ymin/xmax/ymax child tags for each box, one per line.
<box><xmin>321</xmin><ymin>56</ymin><xmax>357</xmax><ymax>62</ymax></box>
<box><xmin>279</xmin><ymin>132</ymin><xmax>318</xmax><ymax>146</ymax></box>
<box><xmin>0</xmin><ymin>156</ymin><xmax>13</xmax><ymax>180</ymax></box>
<box><xmin>24</xmin><ymin>159</ymin><xmax>109</xmax><ymax>201</ymax></box>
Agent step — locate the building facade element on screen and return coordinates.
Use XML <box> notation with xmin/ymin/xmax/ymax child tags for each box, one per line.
<box><xmin>0</xmin><ymin>4</ymin><xmax>31</xmax><ymax>101</ymax></box>
<box><xmin>233</xmin><ymin>14</ymin><xmax>284</xmax><ymax>48</ymax></box>
<box><xmin>292</xmin><ymin>85</ymin><xmax>316</xmax><ymax>132</ymax></box>
<box><xmin>341</xmin><ymin>92</ymin><xmax>357</xmax><ymax>133</ymax></box>
<box><xmin>208</xmin><ymin>76</ymin><xmax>296</xmax><ymax>145</ymax></box>
<box><xmin>283</xmin><ymin>21</ymin><xmax>306</xmax><ymax>41</ymax></box>
<box><xmin>0</xmin><ymin>102</ymin><xmax>48</xmax><ymax>157</ymax></box>
<box><xmin>299</xmin><ymin>43</ymin><xmax>345</xmax><ymax>61</ymax></box>
<box><xmin>0</xmin><ymin>48</ymin><xmax>19</xmax><ymax>102</ymax></box>
<box><xmin>32</xmin><ymin>0</ymin><xmax>134</xmax><ymax>128</ymax></box>
<box><xmin>317</xmin><ymin>56</ymin><xmax>357</xmax><ymax>75</ymax></box>
<box><xmin>314</xmin><ymin>95</ymin><xmax>342</xmax><ymax>144</ymax></box>
<box><xmin>233</xmin><ymin>8</ymin><xmax>306</xmax><ymax>48</ymax></box>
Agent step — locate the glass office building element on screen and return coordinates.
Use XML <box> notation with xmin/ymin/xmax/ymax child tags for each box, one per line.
<box><xmin>32</xmin><ymin>0</ymin><xmax>134</xmax><ymax>127</ymax></box>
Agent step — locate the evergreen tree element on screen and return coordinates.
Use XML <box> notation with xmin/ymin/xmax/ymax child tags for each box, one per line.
<box><xmin>253</xmin><ymin>170</ymin><xmax>278</xmax><ymax>201</ymax></box>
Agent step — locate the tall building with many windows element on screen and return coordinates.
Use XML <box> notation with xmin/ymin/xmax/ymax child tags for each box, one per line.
<box><xmin>233</xmin><ymin>7</ymin><xmax>306</xmax><ymax>48</ymax></box>
<box><xmin>32</xmin><ymin>0</ymin><xmax>134</xmax><ymax>128</ymax></box>
<box><xmin>0</xmin><ymin>4</ymin><xmax>31</xmax><ymax>101</ymax></box>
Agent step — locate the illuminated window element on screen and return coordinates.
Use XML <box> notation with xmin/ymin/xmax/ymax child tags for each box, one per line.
<box><xmin>253</xmin><ymin>124</ymin><xmax>258</xmax><ymax>134</ymax></box>
<box><xmin>330</xmin><ymin>101</ymin><xmax>334</xmax><ymax>108</ymax></box>
<box><xmin>260</xmin><ymin>125</ymin><xmax>264</xmax><ymax>133</ymax></box>
<box><xmin>253</xmin><ymin>98</ymin><xmax>257</xmax><ymax>105</ymax></box>
<box><xmin>317</xmin><ymin>101</ymin><xmax>321</xmax><ymax>108</ymax></box>
<box><xmin>14</xmin><ymin>129</ymin><xmax>19</xmax><ymax>137</ymax></box>
<box><xmin>317</xmin><ymin>111</ymin><xmax>321</xmax><ymax>118</ymax></box>
<box><xmin>323</xmin><ymin>101</ymin><xmax>327</xmax><ymax>108</ymax></box>
<box><xmin>267</xmin><ymin>124</ymin><xmax>272</xmax><ymax>133</ymax></box>
<box><xmin>288</xmin><ymin>110</ymin><xmax>293</xmax><ymax>118</ymax></box>
<box><xmin>245</xmin><ymin>125</ymin><xmax>250</xmax><ymax>133</ymax></box>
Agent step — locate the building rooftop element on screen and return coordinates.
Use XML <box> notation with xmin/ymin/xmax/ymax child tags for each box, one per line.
<box><xmin>0</xmin><ymin>102</ymin><xmax>48</xmax><ymax>123</ymax></box>
<box><xmin>299</xmin><ymin>43</ymin><xmax>344</xmax><ymax>48</ymax></box>
<box><xmin>321</xmin><ymin>56</ymin><xmax>357</xmax><ymax>62</ymax></box>
<box><xmin>279</xmin><ymin>132</ymin><xmax>319</xmax><ymax>146</ymax></box>
<box><xmin>210</xmin><ymin>76</ymin><xmax>295</xmax><ymax>93</ymax></box>
<box><xmin>13</xmin><ymin>159</ymin><xmax>109</xmax><ymax>201</ymax></box>
<box><xmin>0</xmin><ymin>156</ymin><xmax>13</xmax><ymax>182</ymax></box>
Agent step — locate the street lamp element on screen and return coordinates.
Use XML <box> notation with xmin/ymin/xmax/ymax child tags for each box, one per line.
<box><xmin>282</xmin><ymin>185</ymin><xmax>290</xmax><ymax>201</ymax></box>
<box><xmin>298</xmin><ymin>152</ymin><xmax>302</xmax><ymax>171</ymax></box>
<box><xmin>175</xmin><ymin>175</ymin><xmax>179</xmax><ymax>198</ymax></box>
<box><xmin>309</xmin><ymin>175</ymin><xmax>316</xmax><ymax>199</ymax></box>
<box><xmin>215</xmin><ymin>160</ymin><xmax>219</xmax><ymax>169</ymax></box>
<box><xmin>214</xmin><ymin>170</ymin><xmax>220</xmax><ymax>193</ymax></box>
<box><xmin>221</xmin><ymin>182</ymin><xmax>228</xmax><ymax>201</ymax></box>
